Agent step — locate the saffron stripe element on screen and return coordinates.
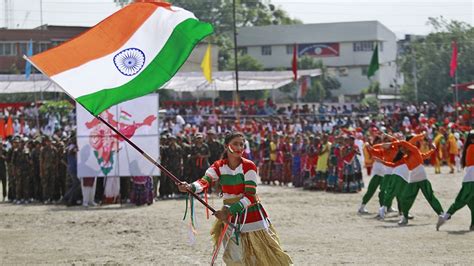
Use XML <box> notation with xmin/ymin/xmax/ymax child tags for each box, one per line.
<box><xmin>76</xmin><ymin>18</ymin><xmax>213</xmax><ymax>115</ymax></box>
<box><xmin>30</xmin><ymin>3</ymin><xmax>162</xmax><ymax>76</ymax></box>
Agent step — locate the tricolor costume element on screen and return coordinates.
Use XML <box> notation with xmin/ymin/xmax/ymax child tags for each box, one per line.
<box><xmin>438</xmin><ymin>142</ymin><xmax>474</xmax><ymax>230</ymax></box>
<box><xmin>376</xmin><ymin>140</ymin><xmax>444</xmax><ymax>224</ymax></box>
<box><xmin>191</xmin><ymin>158</ymin><xmax>292</xmax><ymax>265</ymax></box>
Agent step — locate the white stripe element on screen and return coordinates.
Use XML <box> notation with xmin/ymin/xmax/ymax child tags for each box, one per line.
<box><xmin>239</xmin><ymin>220</ymin><xmax>268</xmax><ymax>233</ymax></box>
<box><xmin>222</xmin><ymin>193</ymin><xmax>243</xmax><ymax>199</ymax></box>
<box><xmin>244</xmin><ymin>169</ymin><xmax>258</xmax><ymax>183</ymax></box>
<box><xmin>240</xmin><ymin>197</ymin><xmax>251</xmax><ymax>208</ymax></box>
<box><xmin>51</xmin><ymin>6</ymin><xmax>196</xmax><ymax>98</ymax></box>
<box><xmin>408</xmin><ymin>164</ymin><xmax>427</xmax><ymax>183</ymax></box>
<box><xmin>463</xmin><ymin>166</ymin><xmax>474</xmax><ymax>182</ymax></box>
<box><xmin>205</xmin><ymin>168</ymin><xmax>219</xmax><ymax>182</ymax></box>
<box><xmin>384</xmin><ymin>165</ymin><xmax>394</xmax><ymax>175</ymax></box>
<box><xmin>192</xmin><ymin>181</ymin><xmax>203</xmax><ymax>193</ymax></box>
<box><xmin>371</xmin><ymin>161</ymin><xmax>385</xmax><ymax>177</ymax></box>
<box><xmin>219</xmin><ymin>164</ymin><xmax>243</xmax><ymax>175</ymax></box>
<box><xmin>393</xmin><ymin>164</ymin><xmax>409</xmax><ymax>182</ymax></box>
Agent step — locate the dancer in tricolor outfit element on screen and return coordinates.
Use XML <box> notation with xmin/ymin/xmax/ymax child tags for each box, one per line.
<box><xmin>178</xmin><ymin>132</ymin><xmax>292</xmax><ymax>265</ymax></box>
<box><xmin>376</xmin><ymin>137</ymin><xmax>444</xmax><ymax>225</ymax></box>
<box><xmin>358</xmin><ymin>135</ymin><xmax>386</xmax><ymax>214</ymax></box>
<box><xmin>437</xmin><ymin>131</ymin><xmax>474</xmax><ymax>231</ymax></box>
<box><xmin>370</xmin><ymin>133</ymin><xmax>426</xmax><ymax>219</ymax></box>
<box><xmin>364</xmin><ymin>134</ymin><xmax>401</xmax><ymax>217</ymax></box>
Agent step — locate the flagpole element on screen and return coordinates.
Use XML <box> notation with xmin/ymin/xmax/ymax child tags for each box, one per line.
<box><xmin>455</xmin><ymin>71</ymin><xmax>459</xmax><ymax>118</ymax></box>
<box><xmin>23</xmin><ymin>55</ymin><xmax>236</xmax><ymax>229</ymax></box>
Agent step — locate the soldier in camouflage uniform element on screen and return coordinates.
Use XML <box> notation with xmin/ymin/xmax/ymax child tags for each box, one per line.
<box><xmin>189</xmin><ymin>133</ymin><xmax>210</xmax><ymax>183</ymax></box>
<box><xmin>158</xmin><ymin>134</ymin><xmax>169</xmax><ymax>199</ymax></box>
<box><xmin>12</xmin><ymin>138</ymin><xmax>32</xmax><ymax>203</ymax></box>
<box><xmin>30</xmin><ymin>139</ymin><xmax>42</xmax><ymax>201</ymax></box>
<box><xmin>6</xmin><ymin>137</ymin><xmax>18</xmax><ymax>202</ymax></box>
<box><xmin>0</xmin><ymin>143</ymin><xmax>7</xmax><ymax>201</ymax></box>
<box><xmin>40</xmin><ymin>136</ymin><xmax>57</xmax><ymax>204</ymax></box>
<box><xmin>54</xmin><ymin>140</ymin><xmax>67</xmax><ymax>201</ymax></box>
<box><xmin>160</xmin><ymin>135</ymin><xmax>182</xmax><ymax>198</ymax></box>
<box><xmin>179</xmin><ymin>135</ymin><xmax>193</xmax><ymax>185</ymax></box>
<box><xmin>206</xmin><ymin>130</ymin><xmax>224</xmax><ymax>165</ymax></box>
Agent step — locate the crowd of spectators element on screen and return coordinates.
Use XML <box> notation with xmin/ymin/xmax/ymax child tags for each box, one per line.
<box><xmin>0</xmin><ymin>98</ymin><xmax>472</xmax><ymax>206</ymax></box>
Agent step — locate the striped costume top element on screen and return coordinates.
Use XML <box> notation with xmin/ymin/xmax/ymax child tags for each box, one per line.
<box><xmin>191</xmin><ymin>158</ymin><xmax>269</xmax><ymax>233</ymax></box>
<box><xmin>463</xmin><ymin>144</ymin><xmax>474</xmax><ymax>183</ymax></box>
<box><xmin>377</xmin><ymin>141</ymin><xmax>433</xmax><ymax>183</ymax></box>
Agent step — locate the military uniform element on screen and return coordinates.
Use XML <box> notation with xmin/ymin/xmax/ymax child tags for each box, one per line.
<box><xmin>54</xmin><ymin>142</ymin><xmax>67</xmax><ymax>200</ymax></box>
<box><xmin>181</xmin><ymin>139</ymin><xmax>193</xmax><ymax>184</ymax></box>
<box><xmin>207</xmin><ymin>137</ymin><xmax>224</xmax><ymax>165</ymax></box>
<box><xmin>0</xmin><ymin>146</ymin><xmax>7</xmax><ymax>200</ymax></box>
<box><xmin>160</xmin><ymin>137</ymin><xmax>182</xmax><ymax>198</ymax></box>
<box><xmin>30</xmin><ymin>142</ymin><xmax>42</xmax><ymax>200</ymax></box>
<box><xmin>12</xmin><ymin>141</ymin><xmax>32</xmax><ymax>201</ymax></box>
<box><xmin>189</xmin><ymin>140</ymin><xmax>210</xmax><ymax>183</ymax></box>
<box><xmin>40</xmin><ymin>139</ymin><xmax>57</xmax><ymax>202</ymax></box>
<box><xmin>6</xmin><ymin>143</ymin><xmax>15</xmax><ymax>201</ymax></box>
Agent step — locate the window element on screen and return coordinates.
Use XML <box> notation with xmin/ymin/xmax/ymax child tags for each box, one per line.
<box><xmin>286</xmin><ymin>44</ymin><xmax>294</xmax><ymax>55</ymax></box>
<box><xmin>353</xmin><ymin>41</ymin><xmax>384</xmax><ymax>52</ymax></box>
<box><xmin>18</xmin><ymin>42</ymin><xmax>28</xmax><ymax>56</ymax></box>
<box><xmin>36</xmin><ymin>42</ymin><xmax>49</xmax><ymax>53</ymax></box>
<box><xmin>238</xmin><ymin>47</ymin><xmax>247</xmax><ymax>55</ymax></box>
<box><xmin>51</xmin><ymin>40</ymin><xmax>65</xmax><ymax>47</ymax></box>
<box><xmin>0</xmin><ymin>43</ymin><xmax>16</xmax><ymax>56</ymax></box>
<box><xmin>261</xmin><ymin>45</ymin><xmax>272</xmax><ymax>56</ymax></box>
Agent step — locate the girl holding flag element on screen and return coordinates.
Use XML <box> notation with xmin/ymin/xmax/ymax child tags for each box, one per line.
<box><xmin>437</xmin><ymin>130</ymin><xmax>474</xmax><ymax>231</ymax></box>
<box><xmin>178</xmin><ymin>132</ymin><xmax>292</xmax><ymax>265</ymax></box>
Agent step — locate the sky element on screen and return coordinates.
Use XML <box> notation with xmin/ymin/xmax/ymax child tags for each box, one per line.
<box><xmin>1</xmin><ymin>0</ymin><xmax>473</xmax><ymax>39</ymax></box>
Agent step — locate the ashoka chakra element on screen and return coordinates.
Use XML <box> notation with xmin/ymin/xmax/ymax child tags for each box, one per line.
<box><xmin>113</xmin><ymin>48</ymin><xmax>146</xmax><ymax>76</ymax></box>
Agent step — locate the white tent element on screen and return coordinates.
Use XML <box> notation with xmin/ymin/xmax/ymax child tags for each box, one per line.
<box><xmin>0</xmin><ymin>69</ymin><xmax>321</xmax><ymax>94</ymax></box>
<box><xmin>164</xmin><ymin>69</ymin><xmax>321</xmax><ymax>92</ymax></box>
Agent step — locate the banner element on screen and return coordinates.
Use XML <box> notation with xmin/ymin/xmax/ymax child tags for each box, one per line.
<box><xmin>298</xmin><ymin>43</ymin><xmax>339</xmax><ymax>57</ymax></box>
<box><xmin>77</xmin><ymin>94</ymin><xmax>160</xmax><ymax>177</ymax></box>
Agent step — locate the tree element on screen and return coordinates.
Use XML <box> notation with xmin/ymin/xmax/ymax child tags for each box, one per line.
<box><xmin>225</xmin><ymin>54</ymin><xmax>264</xmax><ymax>71</ymax></box>
<box><xmin>295</xmin><ymin>56</ymin><xmax>340</xmax><ymax>100</ymax></box>
<box><xmin>399</xmin><ymin>17</ymin><xmax>474</xmax><ymax>104</ymax></box>
<box><xmin>117</xmin><ymin>0</ymin><xmax>300</xmax><ymax>70</ymax></box>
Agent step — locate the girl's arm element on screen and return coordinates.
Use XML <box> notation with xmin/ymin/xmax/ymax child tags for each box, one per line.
<box><xmin>191</xmin><ymin>162</ymin><xmax>220</xmax><ymax>193</ymax></box>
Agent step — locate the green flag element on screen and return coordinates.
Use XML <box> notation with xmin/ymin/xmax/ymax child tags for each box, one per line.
<box><xmin>367</xmin><ymin>44</ymin><xmax>379</xmax><ymax>78</ymax></box>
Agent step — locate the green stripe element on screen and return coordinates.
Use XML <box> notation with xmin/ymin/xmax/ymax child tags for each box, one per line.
<box><xmin>202</xmin><ymin>175</ymin><xmax>212</xmax><ymax>184</ymax></box>
<box><xmin>77</xmin><ymin>18</ymin><xmax>214</xmax><ymax>116</ymax></box>
<box><xmin>220</xmin><ymin>174</ymin><xmax>245</xmax><ymax>186</ymax></box>
<box><xmin>244</xmin><ymin>180</ymin><xmax>257</xmax><ymax>187</ymax></box>
<box><xmin>245</xmin><ymin>187</ymin><xmax>256</xmax><ymax>194</ymax></box>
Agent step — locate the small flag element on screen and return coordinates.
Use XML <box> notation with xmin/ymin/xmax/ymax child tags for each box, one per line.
<box><xmin>292</xmin><ymin>43</ymin><xmax>298</xmax><ymax>81</ymax></box>
<box><xmin>120</xmin><ymin>109</ymin><xmax>132</xmax><ymax>121</ymax></box>
<box><xmin>26</xmin><ymin>1</ymin><xmax>213</xmax><ymax>116</ymax></box>
<box><xmin>200</xmin><ymin>43</ymin><xmax>212</xmax><ymax>83</ymax></box>
<box><xmin>449</xmin><ymin>41</ymin><xmax>458</xmax><ymax>78</ymax></box>
<box><xmin>25</xmin><ymin>39</ymin><xmax>33</xmax><ymax>80</ymax></box>
<box><xmin>367</xmin><ymin>44</ymin><xmax>379</xmax><ymax>78</ymax></box>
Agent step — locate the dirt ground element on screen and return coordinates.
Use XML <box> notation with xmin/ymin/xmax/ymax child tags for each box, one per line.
<box><xmin>1</xmin><ymin>166</ymin><xmax>473</xmax><ymax>265</ymax></box>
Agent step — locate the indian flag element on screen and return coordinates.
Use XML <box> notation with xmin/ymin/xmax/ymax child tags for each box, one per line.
<box><xmin>26</xmin><ymin>1</ymin><xmax>213</xmax><ymax>116</ymax></box>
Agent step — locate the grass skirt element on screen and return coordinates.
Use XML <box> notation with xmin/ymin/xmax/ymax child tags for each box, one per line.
<box><xmin>210</xmin><ymin>199</ymin><xmax>292</xmax><ymax>265</ymax></box>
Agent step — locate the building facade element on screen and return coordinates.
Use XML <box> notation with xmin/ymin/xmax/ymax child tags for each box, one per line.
<box><xmin>237</xmin><ymin>21</ymin><xmax>400</xmax><ymax>99</ymax></box>
<box><xmin>0</xmin><ymin>25</ymin><xmax>217</xmax><ymax>74</ymax></box>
